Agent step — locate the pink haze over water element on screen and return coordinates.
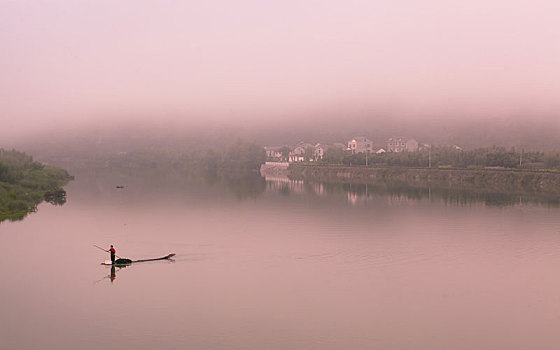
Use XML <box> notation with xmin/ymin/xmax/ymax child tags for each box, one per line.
<box><xmin>1</xmin><ymin>0</ymin><xmax>559</xmax><ymax>138</ymax></box>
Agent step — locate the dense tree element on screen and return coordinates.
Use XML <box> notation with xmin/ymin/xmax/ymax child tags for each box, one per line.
<box><xmin>221</xmin><ymin>139</ymin><xmax>267</xmax><ymax>173</ymax></box>
<box><xmin>0</xmin><ymin>149</ymin><xmax>72</xmax><ymax>222</ymax></box>
<box><xmin>544</xmin><ymin>152</ymin><xmax>560</xmax><ymax>168</ymax></box>
<box><xmin>324</xmin><ymin>146</ymin><xmax>345</xmax><ymax>164</ymax></box>
<box><xmin>321</xmin><ymin>146</ymin><xmax>558</xmax><ymax>170</ymax></box>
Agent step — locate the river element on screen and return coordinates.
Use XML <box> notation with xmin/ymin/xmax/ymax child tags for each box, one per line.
<box><xmin>1</xmin><ymin>170</ymin><xmax>560</xmax><ymax>350</ymax></box>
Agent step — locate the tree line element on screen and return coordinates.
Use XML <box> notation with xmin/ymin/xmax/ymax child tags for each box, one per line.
<box><xmin>321</xmin><ymin>146</ymin><xmax>560</xmax><ymax>170</ymax></box>
<box><xmin>102</xmin><ymin>139</ymin><xmax>266</xmax><ymax>175</ymax></box>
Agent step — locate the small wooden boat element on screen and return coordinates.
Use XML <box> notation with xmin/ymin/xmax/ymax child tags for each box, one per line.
<box><xmin>102</xmin><ymin>253</ymin><xmax>176</xmax><ymax>266</ymax></box>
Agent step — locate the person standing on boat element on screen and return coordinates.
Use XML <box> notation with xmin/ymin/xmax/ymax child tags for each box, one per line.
<box><xmin>109</xmin><ymin>245</ymin><xmax>116</xmax><ymax>264</ymax></box>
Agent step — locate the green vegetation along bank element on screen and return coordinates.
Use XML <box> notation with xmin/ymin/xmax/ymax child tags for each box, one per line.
<box><xmin>42</xmin><ymin>138</ymin><xmax>266</xmax><ymax>175</ymax></box>
<box><xmin>322</xmin><ymin>146</ymin><xmax>560</xmax><ymax>170</ymax></box>
<box><xmin>288</xmin><ymin>164</ymin><xmax>560</xmax><ymax>196</ymax></box>
<box><xmin>0</xmin><ymin>149</ymin><xmax>73</xmax><ymax>223</ymax></box>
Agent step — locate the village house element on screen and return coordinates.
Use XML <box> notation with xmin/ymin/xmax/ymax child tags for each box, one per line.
<box><xmin>288</xmin><ymin>153</ymin><xmax>305</xmax><ymax>162</ymax></box>
<box><xmin>288</xmin><ymin>142</ymin><xmax>314</xmax><ymax>162</ymax></box>
<box><xmin>347</xmin><ymin>137</ymin><xmax>373</xmax><ymax>154</ymax></box>
<box><xmin>314</xmin><ymin>143</ymin><xmax>327</xmax><ymax>160</ymax></box>
<box><xmin>387</xmin><ymin>137</ymin><xmax>419</xmax><ymax>152</ymax></box>
<box><xmin>289</xmin><ymin>145</ymin><xmax>304</xmax><ymax>162</ymax></box>
<box><xmin>269</xmin><ymin>139</ymin><xmax>394</xmax><ymax>163</ymax></box>
<box><xmin>291</xmin><ymin>146</ymin><xmax>306</xmax><ymax>156</ymax></box>
<box><xmin>264</xmin><ymin>146</ymin><xmax>282</xmax><ymax>160</ymax></box>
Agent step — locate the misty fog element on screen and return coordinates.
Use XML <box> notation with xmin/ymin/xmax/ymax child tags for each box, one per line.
<box><xmin>1</xmin><ymin>0</ymin><xmax>559</xmax><ymax>153</ymax></box>
<box><xmin>3</xmin><ymin>3</ymin><xmax>560</xmax><ymax>350</ymax></box>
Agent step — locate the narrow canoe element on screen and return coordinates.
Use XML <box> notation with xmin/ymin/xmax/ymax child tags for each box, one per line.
<box><xmin>102</xmin><ymin>253</ymin><xmax>176</xmax><ymax>266</ymax></box>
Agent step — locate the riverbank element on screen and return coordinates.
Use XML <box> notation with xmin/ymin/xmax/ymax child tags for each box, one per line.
<box><xmin>260</xmin><ymin>162</ymin><xmax>289</xmax><ymax>179</ymax></box>
<box><xmin>264</xmin><ymin>164</ymin><xmax>560</xmax><ymax>195</ymax></box>
<box><xmin>0</xmin><ymin>149</ymin><xmax>73</xmax><ymax>222</ymax></box>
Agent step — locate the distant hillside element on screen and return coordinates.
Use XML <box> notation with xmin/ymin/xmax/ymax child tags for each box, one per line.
<box><xmin>10</xmin><ymin>116</ymin><xmax>560</xmax><ymax>165</ymax></box>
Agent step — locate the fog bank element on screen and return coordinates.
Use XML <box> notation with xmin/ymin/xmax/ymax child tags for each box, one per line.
<box><xmin>2</xmin><ymin>1</ymin><xmax>559</xmax><ymax>148</ymax></box>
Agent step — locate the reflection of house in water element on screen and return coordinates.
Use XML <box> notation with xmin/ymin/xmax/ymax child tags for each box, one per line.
<box><xmin>265</xmin><ymin>177</ymin><xmax>306</xmax><ymax>195</ymax></box>
<box><xmin>346</xmin><ymin>184</ymin><xmax>370</xmax><ymax>205</ymax></box>
<box><xmin>347</xmin><ymin>192</ymin><xmax>359</xmax><ymax>205</ymax></box>
<box><xmin>262</xmin><ymin>163</ymin><xmax>377</xmax><ymax>204</ymax></box>
<box><xmin>311</xmin><ymin>183</ymin><xmax>324</xmax><ymax>196</ymax></box>
<box><xmin>265</xmin><ymin>178</ymin><xmax>326</xmax><ymax>197</ymax></box>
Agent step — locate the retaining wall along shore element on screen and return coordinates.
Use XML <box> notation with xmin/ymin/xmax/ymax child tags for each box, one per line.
<box><xmin>285</xmin><ymin>164</ymin><xmax>560</xmax><ymax>195</ymax></box>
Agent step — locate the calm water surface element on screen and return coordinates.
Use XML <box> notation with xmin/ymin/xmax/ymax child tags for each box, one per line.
<box><xmin>2</xmin><ymin>172</ymin><xmax>560</xmax><ymax>350</ymax></box>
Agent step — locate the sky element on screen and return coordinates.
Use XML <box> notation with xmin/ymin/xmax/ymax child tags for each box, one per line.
<box><xmin>1</xmin><ymin>0</ymin><xmax>559</xmax><ymax>141</ymax></box>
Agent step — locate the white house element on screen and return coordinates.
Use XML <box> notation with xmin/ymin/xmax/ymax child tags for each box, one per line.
<box><xmin>387</xmin><ymin>137</ymin><xmax>419</xmax><ymax>152</ymax></box>
<box><xmin>288</xmin><ymin>154</ymin><xmax>305</xmax><ymax>162</ymax></box>
<box><xmin>347</xmin><ymin>137</ymin><xmax>373</xmax><ymax>154</ymax></box>
<box><xmin>291</xmin><ymin>146</ymin><xmax>306</xmax><ymax>156</ymax></box>
<box><xmin>264</xmin><ymin>146</ymin><xmax>282</xmax><ymax>159</ymax></box>
<box><xmin>314</xmin><ymin>143</ymin><xmax>327</xmax><ymax>160</ymax></box>
<box><xmin>375</xmin><ymin>148</ymin><xmax>386</xmax><ymax>154</ymax></box>
<box><xmin>288</xmin><ymin>142</ymin><xmax>316</xmax><ymax>162</ymax></box>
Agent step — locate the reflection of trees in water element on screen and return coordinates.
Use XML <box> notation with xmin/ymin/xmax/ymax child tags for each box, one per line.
<box><xmin>0</xmin><ymin>211</ymin><xmax>30</xmax><ymax>223</ymax></box>
<box><xmin>265</xmin><ymin>178</ymin><xmax>560</xmax><ymax>208</ymax></box>
<box><xmin>44</xmin><ymin>190</ymin><xmax>67</xmax><ymax>206</ymax></box>
<box><xmin>199</xmin><ymin>169</ymin><xmax>267</xmax><ymax>200</ymax></box>
<box><xmin>1</xmin><ymin>190</ymin><xmax>67</xmax><ymax>223</ymax></box>
<box><xmin>1</xmin><ymin>149</ymin><xmax>72</xmax><ymax>223</ymax></box>
<box><xmin>67</xmin><ymin>166</ymin><xmax>270</xmax><ymax>202</ymax></box>
<box><xmin>280</xmin><ymin>185</ymin><xmax>291</xmax><ymax>196</ymax></box>
<box><xmin>222</xmin><ymin>172</ymin><xmax>266</xmax><ymax>200</ymax></box>
<box><xmin>64</xmin><ymin>165</ymin><xmax>560</xmax><ymax>208</ymax></box>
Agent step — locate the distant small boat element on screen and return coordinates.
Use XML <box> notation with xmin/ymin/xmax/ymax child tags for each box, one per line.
<box><xmin>102</xmin><ymin>253</ymin><xmax>176</xmax><ymax>266</ymax></box>
<box><xmin>116</xmin><ymin>185</ymin><xmax>125</xmax><ymax>189</ymax></box>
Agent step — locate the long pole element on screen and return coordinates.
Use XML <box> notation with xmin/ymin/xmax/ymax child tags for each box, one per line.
<box><xmin>93</xmin><ymin>245</ymin><xmax>122</xmax><ymax>259</ymax></box>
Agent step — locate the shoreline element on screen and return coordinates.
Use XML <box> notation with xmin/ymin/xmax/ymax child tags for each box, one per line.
<box><xmin>261</xmin><ymin>163</ymin><xmax>560</xmax><ymax>196</ymax></box>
